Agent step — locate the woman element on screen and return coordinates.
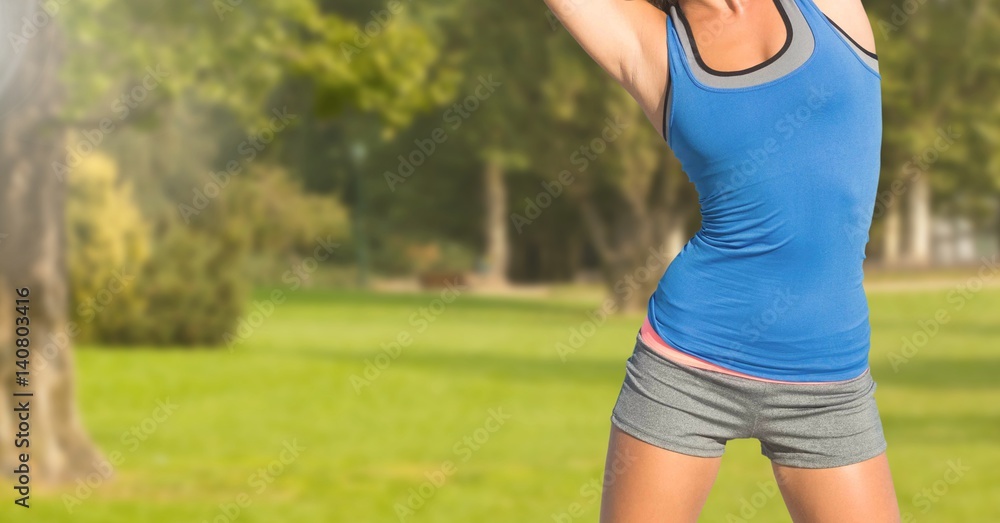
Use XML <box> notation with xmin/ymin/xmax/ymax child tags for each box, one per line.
<box><xmin>544</xmin><ymin>0</ymin><xmax>899</xmax><ymax>521</ymax></box>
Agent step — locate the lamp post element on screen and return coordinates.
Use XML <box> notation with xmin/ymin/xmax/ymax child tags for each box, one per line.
<box><xmin>350</xmin><ymin>141</ymin><xmax>370</xmax><ymax>288</ymax></box>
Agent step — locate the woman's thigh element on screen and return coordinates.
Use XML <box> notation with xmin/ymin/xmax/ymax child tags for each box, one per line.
<box><xmin>600</xmin><ymin>426</ymin><xmax>724</xmax><ymax>523</ymax></box>
<box><xmin>772</xmin><ymin>452</ymin><xmax>900</xmax><ymax>523</ymax></box>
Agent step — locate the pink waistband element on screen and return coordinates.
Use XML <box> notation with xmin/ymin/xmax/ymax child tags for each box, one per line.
<box><xmin>639</xmin><ymin>318</ymin><xmax>867</xmax><ymax>385</ymax></box>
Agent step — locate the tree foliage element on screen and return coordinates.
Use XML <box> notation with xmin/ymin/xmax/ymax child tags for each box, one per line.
<box><xmin>59</xmin><ymin>0</ymin><xmax>459</xmax><ymax>128</ymax></box>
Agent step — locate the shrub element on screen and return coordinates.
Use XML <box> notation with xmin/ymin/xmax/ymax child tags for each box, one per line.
<box><xmin>67</xmin><ymin>153</ymin><xmax>151</xmax><ymax>342</ymax></box>
<box><xmin>69</xmin><ymin>156</ymin><xmax>351</xmax><ymax>345</ymax></box>
<box><xmin>68</xmin><ymin>152</ymin><xmax>250</xmax><ymax>345</ymax></box>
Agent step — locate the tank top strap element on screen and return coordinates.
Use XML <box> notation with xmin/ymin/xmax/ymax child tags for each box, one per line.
<box><xmin>789</xmin><ymin>0</ymin><xmax>826</xmax><ymax>25</ymax></box>
<box><xmin>665</xmin><ymin>7</ymin><xmax>691</xmax><ymax>90</ymax></box>
<box><xmin>792</xmin><ymin>0</ymin><xmax>880</xmax><ymax>74</ymax></box>
<box><xmin>662</xmin><ymin>9</ymin><xmax>687</xmax><ymax>143</ymax></box>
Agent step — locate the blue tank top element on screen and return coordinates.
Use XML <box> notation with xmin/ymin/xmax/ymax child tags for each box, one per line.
<box><xmin>648</xmin><ymin>0</ymin><xmax>883</xmax><ymax>381</ymax></box>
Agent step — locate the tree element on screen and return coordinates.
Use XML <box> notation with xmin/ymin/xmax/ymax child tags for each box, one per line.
<box><xmin>0</xmin><ymin>2</ymin><xmax>103</xmax><ymax>483</ymax></box>
<box><xmin>873</xmin><ymin>0</ymin><xmax>1000</xmax><ymax>265</ymax></box>
<box><xmin>0</xmin><ymin>0</ymin><xmax>454</xmax><ymax>482</ymax></box>
<box><xmin>538</xmin><ymin>15</ymin><xmax>697</xmax><ymax>310</ymax></box>
<box><xmin>432</xmin><ymin>0</ymin><xmax>563</xmax><ymax>286</ymax></box>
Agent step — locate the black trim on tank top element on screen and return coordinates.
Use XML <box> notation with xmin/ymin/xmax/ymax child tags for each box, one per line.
<box><xmin>662</xmin><ymin>76</ymin><xmax>672</xmax><ymax>142</ymax></box>
<box><xmin>674</xmin><ymin>0</ymin><xmax>794</xmax><ymax>77</ymax></box>
<box><xmin>823</xmin><ymin>15</ymin><xmax>878</xmax><ymax>60</ymax></box>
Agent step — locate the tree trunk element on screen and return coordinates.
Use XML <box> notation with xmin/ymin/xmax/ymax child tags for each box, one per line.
<box><xmin>663</xmin><ymin>217</ymin><xmax>687</xmax><ymax>262</ymax></box>
<box><xmin>577</xmin><ymin>158</ymin><xmax>695</xmax><ymax>313</ymax></box>
<box><xmin>883</xmin><ymin>197</ymin><xmax>902</xmax><ymax>267</ymax></box>
<box><xmin>0</xmin><ymin>3</ymin><xmax>103</xmax><ymax>483</ymax></box>
<box><xmin>481</xmin><ymin>160</ymin><xmax>509</xmax><ymax>287</ymax></box>
<box><xmin>996</xmin><ymin>209</ymin><xmax>1000</xmax><ymax>259</ymax></box>
<box><xmin>906</xmin><ymin>174</ymin><xmax>933</xmax><ymax>266</ymax></box>
<box><xmin>580</xmin><ymin>205</ymin><xmax>688</xmax><ymax>313</ymax></box>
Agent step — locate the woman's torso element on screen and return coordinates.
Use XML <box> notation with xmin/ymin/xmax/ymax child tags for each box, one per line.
<box><xmin>647</xmin><ymin>0</ymin><xmax>883</xmax><ymax>382</ymax></box>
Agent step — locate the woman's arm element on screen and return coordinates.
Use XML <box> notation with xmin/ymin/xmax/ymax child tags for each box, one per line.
<box><xmin>545</xmin><ymin>0</ymin><xmax>669</xmax><ymax>134</ymax></box>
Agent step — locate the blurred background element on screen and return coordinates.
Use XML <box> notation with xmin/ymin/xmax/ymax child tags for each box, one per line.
<box><xmin>0</xmin><ymin>0</ymin><xmax>997</xmax><ymax>521</ymax></box>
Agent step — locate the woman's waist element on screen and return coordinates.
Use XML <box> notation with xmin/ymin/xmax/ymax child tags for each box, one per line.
<box><xmin>638</xmin><ymin>317</ymin><xmax>870</xmax><ymax>384</ymax></box>
<box><xmin>662</xmin><ymin>246</ymin><xmax>867</xmax><ymax>302</ymax></box>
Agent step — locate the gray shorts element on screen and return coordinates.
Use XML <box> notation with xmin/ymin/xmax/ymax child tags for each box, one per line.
<box><xmin>610</xmin><ymin>336</ymin><xmax>888</xmax><ymax>469</ymax></box>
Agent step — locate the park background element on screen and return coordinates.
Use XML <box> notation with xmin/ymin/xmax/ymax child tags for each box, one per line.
<box><xmin>0</xmin><ymin>0</ymin><xmax>998</xmax><ymax>521</ymax></box>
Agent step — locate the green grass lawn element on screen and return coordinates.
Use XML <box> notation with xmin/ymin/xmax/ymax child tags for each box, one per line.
<box><xmin>4</xmin><ymin>286</ymin><xmax>999</xmax><ymax>522</ymax></box>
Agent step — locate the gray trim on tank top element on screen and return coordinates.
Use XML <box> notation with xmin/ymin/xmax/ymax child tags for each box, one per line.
<box><xmin>669</xmin><ymin>0</ymin><xmax>815</xmax><ymax>90</ymax></box>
